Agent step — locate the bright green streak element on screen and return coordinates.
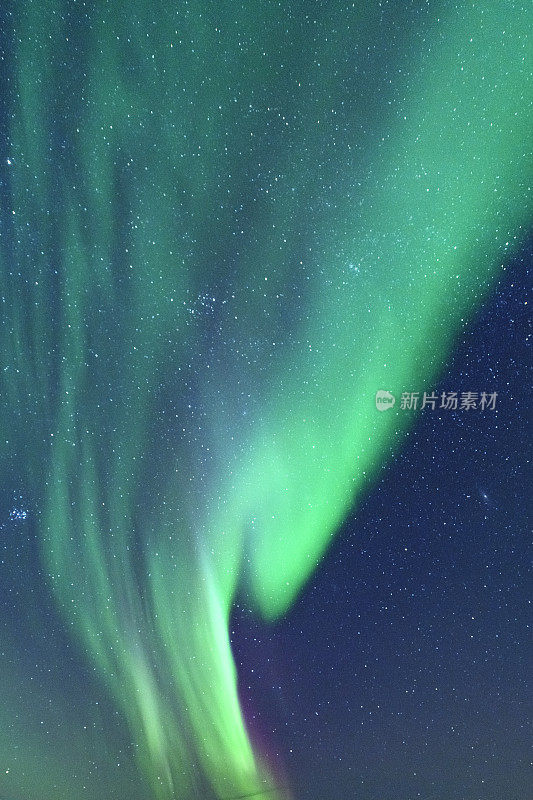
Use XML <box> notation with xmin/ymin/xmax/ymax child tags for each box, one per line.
<box><xmin>0</xmin><ymin>2</ymin><xmax>531</xmax><ymax>799</ymax></box>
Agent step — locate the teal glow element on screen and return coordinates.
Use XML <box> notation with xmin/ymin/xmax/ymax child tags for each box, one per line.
<box><xmin>0</xmin><ymin>2</ymin><xmax>530</xmax><ymax>798</ymax></box>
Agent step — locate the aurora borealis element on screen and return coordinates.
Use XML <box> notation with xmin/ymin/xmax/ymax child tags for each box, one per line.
<box><xmin>0</xmin><ymin>2</ymin><xmax>531</xmax><ymax>799</ymax></box>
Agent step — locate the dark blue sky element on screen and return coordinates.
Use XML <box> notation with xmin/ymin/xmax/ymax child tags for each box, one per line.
<box><xmin>231</xmin><ymin>240</ymin><xmax>532</xmax><ymax>800</ymax></box>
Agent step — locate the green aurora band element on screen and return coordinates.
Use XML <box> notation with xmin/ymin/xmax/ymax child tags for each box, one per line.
<box><xmin>0</xmin><ymin>1</ymin><xmax>531</xmax><ymax>798</ymax></box>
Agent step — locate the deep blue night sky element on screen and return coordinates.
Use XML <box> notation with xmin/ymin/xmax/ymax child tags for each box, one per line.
<box><xmin>231</xmin><ymin>242</ymin><xmax>532</xmax><ymax>800</ymax></box>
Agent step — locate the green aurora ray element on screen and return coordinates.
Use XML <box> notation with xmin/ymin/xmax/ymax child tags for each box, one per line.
<box><xmin>0</xmin><ymin>1</ymin><xmax>531</xmax><ymax>799</ymax></box>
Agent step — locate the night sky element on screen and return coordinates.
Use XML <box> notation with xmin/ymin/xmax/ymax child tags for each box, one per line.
<box><xmin>0</xmin><ymin>2</ymin><xmax>531</xmax><ymax>800</ymax></box>
<box><xmin>231</xmin><ymin>242</ymin><xmax>532</xmax><ymax>800</ymax></box>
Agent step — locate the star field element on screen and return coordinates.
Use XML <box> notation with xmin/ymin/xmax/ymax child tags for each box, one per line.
<box><xmin>0</xmin><ymin>2</ymin><xmax>531</xmax><ymax>799</ymax></box>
